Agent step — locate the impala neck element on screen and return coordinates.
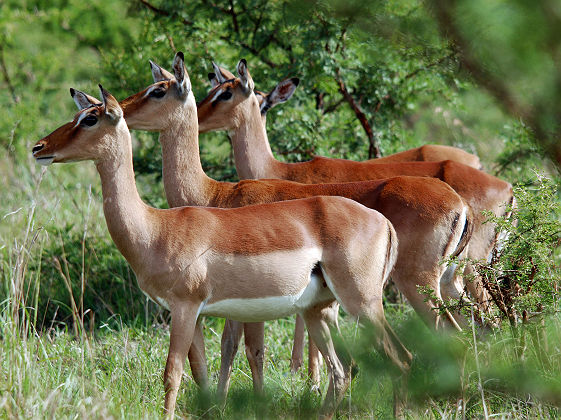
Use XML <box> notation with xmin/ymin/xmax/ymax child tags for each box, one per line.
<box><xmin>159</xmin><ymin>92</ymin><xmax>216</xmax><ymax>207</ymax></box>
<box><xmin>230</xmin><ymin>96</ymin><xmax>284</xmax><ymax>180</ymax></box>
<box><xmin>95</xmin><ymin>121</ymin><xmax>152</xmax><ymax>268</ymax></box>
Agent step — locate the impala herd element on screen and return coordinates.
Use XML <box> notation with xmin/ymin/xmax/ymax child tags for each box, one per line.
<box><xmin>32</xmin><ymin>51</ymin><xmax>514</xmax><ymax>418</ymax></box>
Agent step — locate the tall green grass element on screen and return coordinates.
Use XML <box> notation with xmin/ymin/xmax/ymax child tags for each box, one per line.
<box><xmin>2</xmin><ymin>155</ymin><xmax>561</xmax><ymax>418</ymax></box>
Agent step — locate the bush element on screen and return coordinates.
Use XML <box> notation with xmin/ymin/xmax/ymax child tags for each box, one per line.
<box><xmin>475</xmin><ymin>173</ymin><xmax>561</xmax><ymax>330</ymax></box>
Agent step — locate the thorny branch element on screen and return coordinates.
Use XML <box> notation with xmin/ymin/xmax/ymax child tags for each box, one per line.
<box><xmin>141</xmin><ymin>0</ymin><xmax>278</xmax><ymax>67</ymax></box>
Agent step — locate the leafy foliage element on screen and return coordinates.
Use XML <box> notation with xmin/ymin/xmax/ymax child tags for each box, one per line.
<box><xmin>432</xmin><ymin>173</ymin><xmax>561</xmax><ymax>346</ymax></box>
<box><xmin>97</xmin><ymin>0</ymin><xmax>510</xmax><ymax>187</ymax></box>
<box><xmin>474</xmin><ymin>174</ymin><xmax>561</xmax><ymax>328</ymax></box>
<box><xmin>0</xmin><ymin>0</ymin><xmax>138</xmax><ymax>158</ymax></box>
<box><xmin>427</xmin><ymin>0</ymin><xmax>561</xmax><ymax>167</ymax></box>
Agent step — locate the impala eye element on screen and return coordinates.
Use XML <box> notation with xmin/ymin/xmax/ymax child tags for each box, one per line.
<box><xmin>81</xmin><ymin>115</ymin><xmax>98</xmax><ymax>126</ymax></box>
<box><xmin>217</xmin><ymin>91</ymin><xmax>232</xmax><ymax>101</ymax></box>
<box><xmin>150</xmin><ymin>88</ymin><xmax>166</xmax><ymax>98</ymax></box>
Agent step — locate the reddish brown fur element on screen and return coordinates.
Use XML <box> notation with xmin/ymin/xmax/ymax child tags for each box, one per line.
<box><xmin>373</xmin><ymin>144</ymin><xmax>482</xmax><ymax>169</ymax></box>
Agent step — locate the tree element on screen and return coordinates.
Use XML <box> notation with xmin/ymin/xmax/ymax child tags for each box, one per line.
<box><xmin>100</xmin><ymin>0</ymin><xmax>490</xmax><ymax>186</ymax></box>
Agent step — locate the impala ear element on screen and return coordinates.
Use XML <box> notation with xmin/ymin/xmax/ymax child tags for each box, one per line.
<box><xmin>212</xmin><ymin>61</ymin><xmax>235</xmax><ymax>83</ymax></box>
<box><xmin>208</xmin><ymin>72</ymin><xmax>220</xmax><ymax>88</ymax></box>
<box><xmin>173</xmin><ymin>51</ymin><xmax>191</xmax><ymax>97</ymax></box>
<box><xmin>212</xmin><ymin>62</ymin><xmax>227</xmax><ymax>84</ymax></box>
<box><xmin>254</xmin><ymin>90</ymin><xmax>267</xmax><ymax>109</ymax></box>
<box><xmin>70</xmin><ymin>88</ymin><xmax>101</xmax><ymax>110</ymax></box>
<box><xmin>236</xmin><ymin>59</ymin><xmax>254</xmax><ymax>94</ymax></box>
<box><xmin>98</xmin><ymin>85</ymin><xmax>123</xmax><ymax>121</ymax></box>
<box><xmin>149</xmin><ymin>60</ymin><xmax>174</xmax><ymax>82</ymax></box>
<box><xmin>260</xmin><ymin>77</ymin><xmax>299</xmax><ymax>114</ymax></box>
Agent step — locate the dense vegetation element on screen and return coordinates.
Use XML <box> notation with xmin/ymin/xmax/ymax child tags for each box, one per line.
<box><xmin>1</xmin><ymin>0</ymin><xmax>560</xmax><ymax>418</ymax></box>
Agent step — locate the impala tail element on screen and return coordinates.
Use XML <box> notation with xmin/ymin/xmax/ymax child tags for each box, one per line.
<box><xmin>438</xmin><ymin>203</ymin><xmax>474</xmax><ymax>331</ymax></box>
<box><xmin>383</xmin><ymin>221</ymin><xmax>399</xmax><ymax>288</ymax></box>
<box><xmin>452</xmin><ymin>204</ymin><xmax>474</xmax><ymax>258</ymax></box>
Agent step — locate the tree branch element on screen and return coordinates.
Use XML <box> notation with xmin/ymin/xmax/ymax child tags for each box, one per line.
<box><xmin>315</xmin><ymin>92</ymin><xmax>324</xmax><ymax>111</ymax></box>
<box><xmin>139</xmin><ymin>0</ymin><xmax>278</xmax><ymax>68</ymax></box>
<box><xmin>229</xmin><ymin>0</ymin><xmax>240</xmax><ymax>34</ymax></box>
<box><xmin>0</xmin><ymin>45</ymin><xmax>19</xmax><ymax>104</ymax></box>
<box><xmin>323</xmin><ymin>97</ymin><xmax>345</xmax><ymax>114</ymax></box>
<box><xmin>400</xmin><ymin>52</ymin><xmax>456</xmax><ymax>84</ymax></box>
<box><xmin>138</xmin><ymin>0</ymin><xmax>193</xmax><ymax>25</ymax></box>
<box><xmin>217</xmin><ymin>35</ymin><xmax>278</xmax><ymax>68</ymax></box>
<box><xmin>166</xmin><ymin>34</ymin><xmax>177</xmax><ymax>52</ymax></box>
<box><xmin>334</xmin><ymin>68</ymin><xmax>381</xmax><ymax>158</ymax></box>
<box><xmin>324</xmin><ymin>23</ymin><xmax>381</xmax><ymax>157</ymax></box>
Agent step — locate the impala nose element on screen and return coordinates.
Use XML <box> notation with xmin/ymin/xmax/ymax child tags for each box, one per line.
<box><xmin>32</xmin><ymin>143</ymin><xmax>44</xmax><ymax>154</ymax></box>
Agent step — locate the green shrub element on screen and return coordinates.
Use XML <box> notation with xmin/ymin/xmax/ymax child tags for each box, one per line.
<box><xmin>475</xmin><ymin>173</ymin><xmax>561</xmax><ymax>330</ymax></box>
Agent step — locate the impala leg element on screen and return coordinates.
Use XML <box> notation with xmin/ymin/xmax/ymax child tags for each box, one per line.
<box><xmin>290</xmin><ymin>315</ymin><xmax>306</xmax><ymax>374</ymax></box>
<box><xmin>463</xmin><ymin>263</ymin><xmax>492</xmax><ymax>314</ymax></box>
<box><xmin>440</xmin><ymin>261</ymin><xmax>473</xmax><ymax>329</ymax></box>
<box><xmin>244</xmin><ymin>322</ymin><xmax>265</xmax><ymax>395</ymax></box>
<box><xmin>292</xmin><ymin>317</ymin><xmax>325</xmax><ymax>388</ymax></box>
<box><xmin>355</xmin><ymin>300</ymin><xmax>412</xmax><ymax>419</ymax></box>
<box><xmin>323</xmin><ymin>273</ymin><xmax>412</xmax><ymax>416</ymax></box>
<box><xmin>393</xmin><ymin>268</ymin><xmax>462</xmax><ymax>332</ymax></box>
<box><xmin>302</xmin><ymin>302</ymin><xmax>351</xmax><ymax>420</ymax></box>
<box><xmin>292</xmin><ymin>308</ymin><xmax>323</xmax><ymax>387</ymax></box>
<box><xmin>308</xmin><ymin>334</ymin><xmax>322</xmax><ymax>386</ymax></box>
<box><xmin>164</xmin><ymin>302</ymin><xmax>200</xmax><ymax>418</ymax></box>
<box><xmin>462</xmin><ymin>263</ymin><xmax>498</xmax><ymax>328</ymax></box>
<box><xmin>187</xmin><ymin>321</ymin><xmax>209</xmax><ymax>389</ymax></box>
<box><xmin>381</xmin><ymin>319</ymin><xmax>411</xmax><ymax>419</ymax></box>
<box><xmin>217</xmin><ymin>319</ymin><xmax>244</xmax><ymax>403</ymax></box>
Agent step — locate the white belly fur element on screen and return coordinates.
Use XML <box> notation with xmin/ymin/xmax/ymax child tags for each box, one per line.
<box><xmin>200</xmin><ymin>272</ymin><xmax>333</xmax><ymax>322</ymax></box>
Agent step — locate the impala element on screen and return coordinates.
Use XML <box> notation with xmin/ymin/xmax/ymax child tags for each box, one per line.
<box><xmin>72</xmin><ymin>55</ymin><xmax>472</xmax><ymax>396</ymax></box>
<box><xmin>33</xmin><ymin>69</ymin><xmax>417</xmax><ymax>417</ymax></box>
<box><xmin>198</xmin><ymin>59</ymin><xmax>515</xmax><ymax>374</ymax></box>
<box><xmin>198</xmin><ymin>59</ymin><xmax>514</xmax><ymax>301</ymax></box>
<box><xmin>207</xmin><ymin>63</ymin><xmax>483</xmax><ymax>170</ymax></box>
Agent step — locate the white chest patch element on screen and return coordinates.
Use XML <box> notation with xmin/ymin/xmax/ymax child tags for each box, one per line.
<box><xmin>200</xmin><ymin>272</ymin><xmax>333</xmax><ymax>322</ymax></box>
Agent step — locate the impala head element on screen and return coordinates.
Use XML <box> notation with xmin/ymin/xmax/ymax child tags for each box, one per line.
<box><xmin>71</xmin><ymin>52</ymin><xmax>193</xmax><ymax>132</ymax></box>
<box><xmin>201</xmin><ymin>61</ymin><xmax>299</xmax><ymax>131</ymax></box>
<box><xmin>198</xmin><ymin>59</ymin><xmax>257</xmax><ymax>132</ymax></box>
<box><xmin>33</xmin><ymin>86</ymin><xmax>126</xmax><ymax>165</ymax></box>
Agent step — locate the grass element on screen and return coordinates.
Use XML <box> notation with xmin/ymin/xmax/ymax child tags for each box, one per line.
<box><xmin>3</xmin><ymin>306</ymin><xmax>561</xmax><ymax>419</ymax></box>
<box><xmin>1</xmin><ymin>126</ymin><xmax>560</xmax><ymax>420</ymax></box>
